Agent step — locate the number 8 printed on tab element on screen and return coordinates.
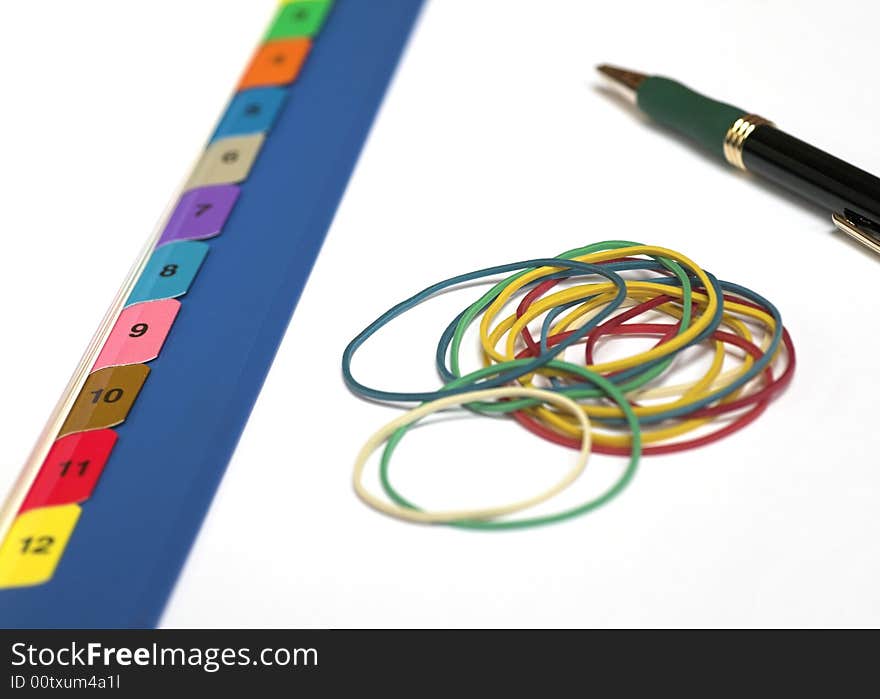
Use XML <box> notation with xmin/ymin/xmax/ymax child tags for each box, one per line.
<box><xmin>126</xmin><ymin>241</ymin><xmax>209</xmax><ymax>306</ymax></box>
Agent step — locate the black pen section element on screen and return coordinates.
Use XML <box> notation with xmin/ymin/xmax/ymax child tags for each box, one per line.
<box><xmin>742</xmin><ymin>126</ymin><xmax>880</xmax><ymax>233</ymax></box>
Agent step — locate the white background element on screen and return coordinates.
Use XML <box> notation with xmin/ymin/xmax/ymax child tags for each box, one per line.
<box><xmin>1</xmin><ymin>0</ymin><xmax>879</xmax><ymax>628</ymax></box>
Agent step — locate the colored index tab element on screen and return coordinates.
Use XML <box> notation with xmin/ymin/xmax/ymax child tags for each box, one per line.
<box><xmin>93</xmin><ymin>299</ymin><xmax>181</xmax><ymax>371</ymax></box>
<box><xmin>267</xmin><ymin>1</ymin><xmax>333</xmax><ymax>39</ymax></box>
<box><xmin>158</xmin><ymin>185</ymin><xmax>240</xmax><ymax>244</ymax></box>
<box><xmin>60</xmin><ymin>365</ymin><xmax>150</xmax><ymax>438</ymax></box>
<box><xmin>0</xmin><ymin>504</ymin><xmax>81</xmax><ymax>588</ymax></box>
<box><xmin>185</xmin><ymin>135</ymin><xmax>265</xmax><ymax>190</ymax></box>
<box><xmin>238</xmin><ymin>39</ymin><xmax>311</xmax><ymax>89</ymax></box>
<box><xmin>127</xmin><ymin>241</ymin><xmax>209</xmax><ymax>305</ymax></box>
<box><xmin>20</xmin><ymin>430</ymin><xmax>117</xmax><ymax>513</ymax></box>
<box><xmin>212</xmin><ymin>89</ymin><xmax>287</xmax><ymax>142</ymax></box>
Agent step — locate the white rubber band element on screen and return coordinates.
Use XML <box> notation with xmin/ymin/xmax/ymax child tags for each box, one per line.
<box><xmin>352</xmin><ymin>386</ymin><xmax>592</xmax><ymax>524</ymax></box>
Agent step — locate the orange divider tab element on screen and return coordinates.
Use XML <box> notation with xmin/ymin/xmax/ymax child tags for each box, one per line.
<box><xmin>238</xmin><ymin>39</ymin><xmax>311</xmax><ymax>89</ymax></box>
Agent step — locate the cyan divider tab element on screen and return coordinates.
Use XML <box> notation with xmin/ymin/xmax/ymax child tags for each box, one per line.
<box><xmin>211</xmin><ymin>88</ymin><xmax>288</xmax><ymax>142</ymax></box>
<box><xmin>126</xmin><ymin>241</ymin><xmax>209</xmax><ymax>306</ymax></box>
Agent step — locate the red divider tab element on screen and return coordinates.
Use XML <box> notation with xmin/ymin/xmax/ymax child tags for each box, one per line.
<box><xmin>19</xmin><ymin>430</ymin><xmax>118</xmax><ymax>512</ymax></box>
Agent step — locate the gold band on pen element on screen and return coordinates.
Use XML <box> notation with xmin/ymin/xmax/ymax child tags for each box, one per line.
<box><xmin>723</xmin><ymin>114</ymin><xmax>773</xmax><ymax>170</ymax></box>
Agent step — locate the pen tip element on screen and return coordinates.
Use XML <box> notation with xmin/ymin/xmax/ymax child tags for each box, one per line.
<box><xmin>596</xmin><ymin>64</ymin><xmax>648</xmax><ymax>92</ymax></box>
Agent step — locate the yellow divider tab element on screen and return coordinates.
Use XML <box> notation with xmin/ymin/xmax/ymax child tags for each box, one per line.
<box><xmin>0</xmin><ymin>504</ymin><xmax>81</xmax><ymax>589</ymax></box>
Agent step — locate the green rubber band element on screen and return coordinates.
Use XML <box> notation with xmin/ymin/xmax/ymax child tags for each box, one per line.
<box><xmin>446</xmin><ymin>240</ymin><xmax>695</xmax><ymax>411</ymax></box>
<box><xmin>378</xmin><ymin>361</ymin><xmax>642</xmax><ymax>530</ymax></box>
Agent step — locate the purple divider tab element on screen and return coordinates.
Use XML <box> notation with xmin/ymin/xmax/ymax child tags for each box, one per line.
<box><xmin>158</xmin><ymin>184</ymin><xmax>241</xmax><ymax>245</ymax></box>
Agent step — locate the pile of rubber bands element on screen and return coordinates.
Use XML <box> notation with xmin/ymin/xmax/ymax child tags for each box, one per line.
<box><xmin>342</xmin><ymin>241</ymin><xmax>795</xmax><ymax>530</ymax></box>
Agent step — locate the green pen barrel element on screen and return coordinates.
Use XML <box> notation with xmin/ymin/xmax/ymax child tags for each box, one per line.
<box><xmin>637</xmin><ymin>77</ymin><xmax>746</xmax><ymax>159</ymax></box>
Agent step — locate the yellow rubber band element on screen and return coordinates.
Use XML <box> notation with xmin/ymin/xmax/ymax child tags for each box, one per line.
<box><xmin>479</xmin><ymin>246</ymin><xmax>719</xmax><ymax>374</ymax></box>
<box><xmin>477</xmin><ymin>260</ymin><xmax>778</xmax><ymax>447</ymax></box>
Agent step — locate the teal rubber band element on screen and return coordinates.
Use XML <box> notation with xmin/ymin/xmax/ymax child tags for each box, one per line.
<box><xmin>445</xmin><ymin>240</ymin><xmax>694</xmax><ymax>408</ymax></box>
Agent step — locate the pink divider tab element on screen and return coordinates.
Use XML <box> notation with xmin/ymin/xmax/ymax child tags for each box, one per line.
<box><xmin>93</xmin><ymin>299</ymin><xmax>181</xmax><ymax>371</ymax></box>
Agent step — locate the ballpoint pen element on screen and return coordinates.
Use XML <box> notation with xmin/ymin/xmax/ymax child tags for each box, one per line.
<box><xmin>597</xmin><ymin>65</ymin><xmax>880</xmax><ymax>255</ymax></box>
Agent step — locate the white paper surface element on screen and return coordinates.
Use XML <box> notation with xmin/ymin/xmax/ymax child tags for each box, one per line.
<box><xmin>2</xmin><ymin>0</ymin><xmax>879</xmax><ymax>628</ymax></box>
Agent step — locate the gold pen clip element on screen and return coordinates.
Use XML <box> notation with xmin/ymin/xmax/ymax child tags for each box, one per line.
<box><xmin>832</xmin><ymin>211</ymin><xmax>880</xmax><ymax>256</ymax></box>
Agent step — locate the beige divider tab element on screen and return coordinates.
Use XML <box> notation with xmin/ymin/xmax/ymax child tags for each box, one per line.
<box><xmin>185</xmin><ymin>134</ymin><xmax>265</xmax><ymax>189</ymax></box>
